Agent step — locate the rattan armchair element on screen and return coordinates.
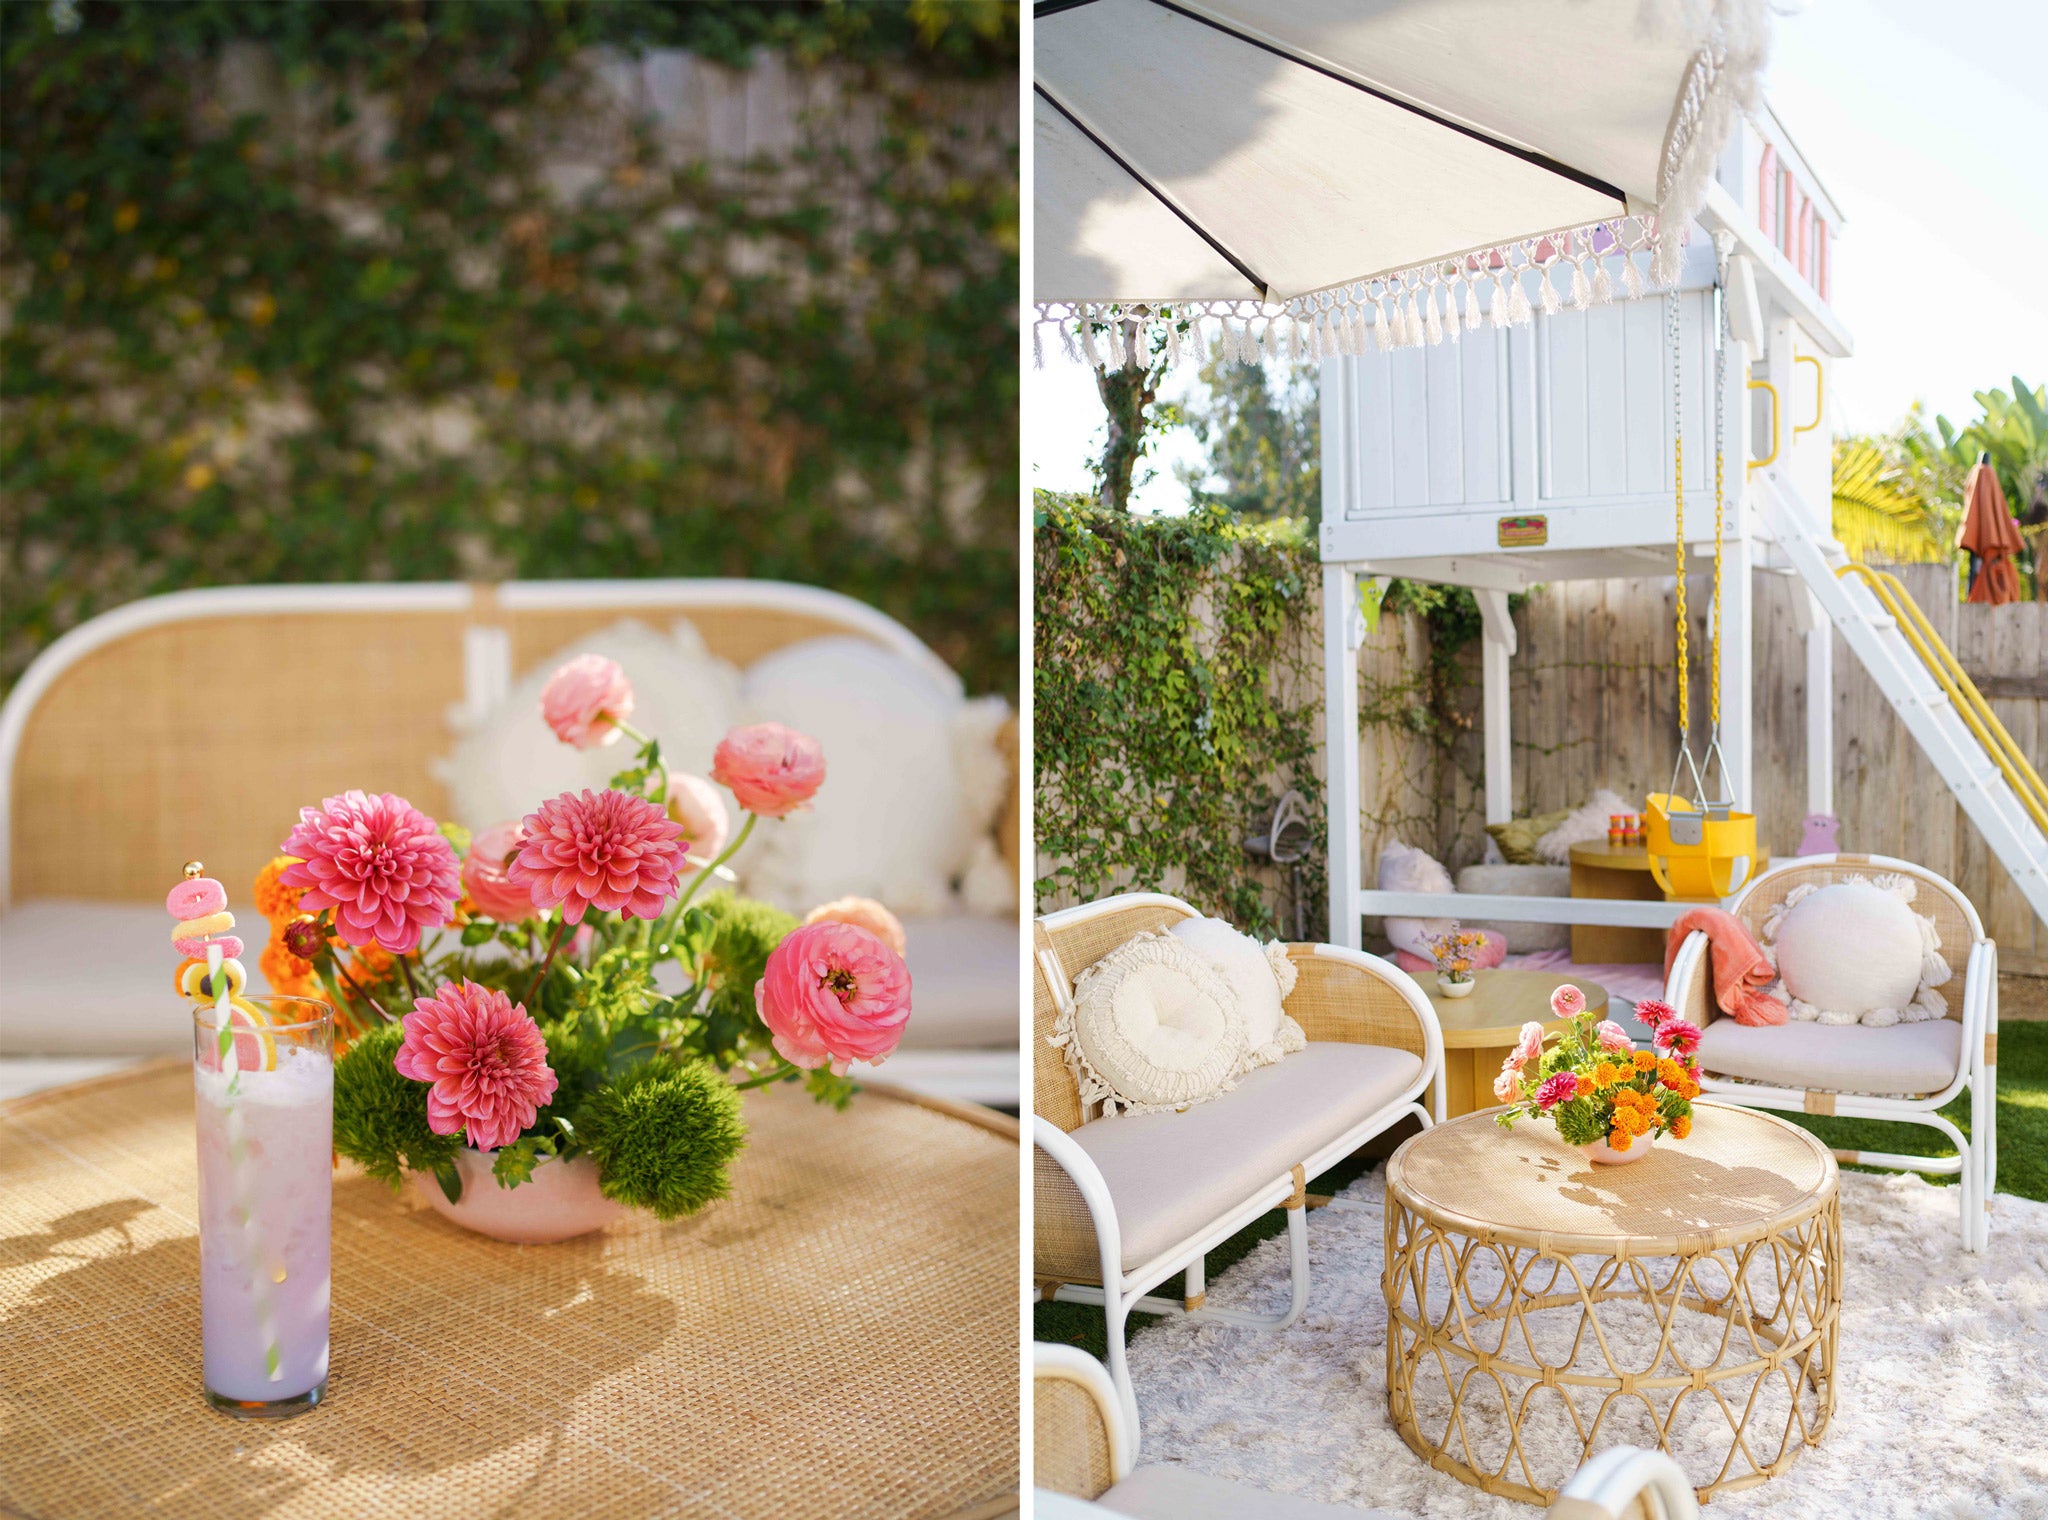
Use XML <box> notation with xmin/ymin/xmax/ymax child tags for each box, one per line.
<box><xmin>1032</xmin><ymin>1343</ymin><xmax>1699</xmax><ymax>1520</ymax></box>
<box><xmin>1667</xmin><ymin>853</ymin><xmax>1998</xmax><ymax>1251</ymax></box>
<box><xmin>1033</xmin><ymin>892</ymin><xmax>1444</xmax><ymax>1431</ymax></box>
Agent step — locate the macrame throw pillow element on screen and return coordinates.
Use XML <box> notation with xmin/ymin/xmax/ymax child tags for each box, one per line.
<box><xmin>1167</xmin><ymin>916</ymin><xmax>1306</xmax><ymax>1073</ymax></box>
<box><xmin>1050</xmin><ymin>932</ymin><xmax>1248</xmax><ymax>1117</ymax></box>
<box><xmin>1759</xmin><ymin>876</ymin><xmax>1951</xmax><ymax>1028</ymax></box>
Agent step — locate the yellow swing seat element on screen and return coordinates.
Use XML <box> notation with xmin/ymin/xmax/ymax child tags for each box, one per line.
<box><xmin>1642</xmin><ymin>793</ymin><xmax>1761</xmax><ymax>900</ymax></box>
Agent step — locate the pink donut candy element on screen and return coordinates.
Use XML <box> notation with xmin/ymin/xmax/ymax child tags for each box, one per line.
<box><xmin>166</xmin><ymin>877</ymin><xmax>228</xmax><ymax>919</ymax></box>
<box><xmin>176</xmin><ymin>934</ymin><xmax>246</xmax><ymax>960</ymax></box>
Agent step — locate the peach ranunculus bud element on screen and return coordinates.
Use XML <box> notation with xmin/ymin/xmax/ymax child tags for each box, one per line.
<box><xmin>1593</xmin><ymin>1019</ymin><xmax>1634</xmax><ymax>1055</ymax></box>
<box><xmin>461</xmin><ymin>822</ymin><xmax>534</xmax><ymax>922</ymax></box>
<box><xmin>1492</xmin><ymin>1067</ymin><xmax>1522</xmax><ymax>1103</ymax></box>
<box><xmin>1549</xmin><ymin>982</ymin><xmax>1587</xmax><ymax>1019</ymax></box>
<box><xmin>803</xmin><ymin>895</ymin><xmax>907</xmax><ymax>957</ymax></box>
<box><xmin>666</xmin><ymin>772</ymin><xmax>731</xmax><ymax>872</ymax></box>
<box><xmin>711</xmin><ymin>722</ymin><xmax>825</xmax><ymax>818</ymax></box>
<box><xmin>754</xmin><ymin>921</ymin><xmax>911</xmax><ymax>1075</ymax></box>
<box><xmin>541</xmin><ymin>654</ymin><xmax>634</xmax><ymax>749</ymax></box>
<box><xmin>1513</xmin><ymin>1020</ymin><xmax>1546</xmax><ymax>1067</ymax></box>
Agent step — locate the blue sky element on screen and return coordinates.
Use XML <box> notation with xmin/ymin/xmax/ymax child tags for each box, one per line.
<box><xmin>1026</xmin><ymin>0</ymin><xmax>2048</xmax><ymax>513</ymax></box>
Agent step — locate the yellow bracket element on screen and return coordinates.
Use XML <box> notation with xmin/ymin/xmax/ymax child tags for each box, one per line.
<box><xmin>1794</xmin><ymin>353</ymin><xmax>1824</xmax><ymax>437</ymax></box>
<box><xmin>1837</xmin><ymin>563</ymin><xmax>2048</xmax><ymax>836</ymax></box>
<box><xmin>1747</xmin><ymin>378</ymin><xmax>1780</xmax><ymax>470</ymax></box>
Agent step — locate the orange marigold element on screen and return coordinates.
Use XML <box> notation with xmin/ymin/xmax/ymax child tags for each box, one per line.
<box><xmin>253</xmin><ymin>856</ymin><xmax>306</xmax><ymax>923</ymax></box>
<box><xmin>1671</xmin><ymin>1114</ymin><xmax>1693</xmax><ymax>1140</ymax></box>
<box><xmin>1632</xmin><ymin>1049</ymin><xmax>1658</xmax><ymax>1072</ymax></box>
<box><xmin>347</xmin><ymin>942</ymin><xmax>395</xmax><ymax>983</ymax></box>
<box><xmin>1607</xmin><ymin>1128</ymin><xmax>1633</xmax><ymax>1151</ymax></box>
<box><xmin>260</xmin><ymin>940</ymin><xmax>319</xmax><ymax>997</ymax></box>
<box><xmin>1618</xmin><ymin>1105</ymin><xmax>1652</xmax><ymax>1136</ymax></box>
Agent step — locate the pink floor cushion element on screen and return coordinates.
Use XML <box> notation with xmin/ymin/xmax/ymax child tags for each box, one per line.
<box><xmin>1391</xmin><ymin>930</ymin><xmax>1506</xmax><ymax>977</ymax></box>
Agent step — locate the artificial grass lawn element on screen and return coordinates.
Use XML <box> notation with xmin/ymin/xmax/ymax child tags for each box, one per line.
<box><xmin>1034</xmin><ymin>1021</ymin><xmax>2048</xmax><ymax>1362</ymax></box>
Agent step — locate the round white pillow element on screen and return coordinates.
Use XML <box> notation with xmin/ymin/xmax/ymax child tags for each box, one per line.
<box><xmin>1054</xmin><ymin>933</ymin><xmax>1247</xmax><ymax>1116</ymax></box>
<box><xmin>1168</xmin><ymin>916</ymin><xmax>1305</xmax><ymax>1071</ymax></box>
<box><xmin>1768</xmin><ymin>880</ymin><xmax>1947</xmax><ymax>1027</ymax></box>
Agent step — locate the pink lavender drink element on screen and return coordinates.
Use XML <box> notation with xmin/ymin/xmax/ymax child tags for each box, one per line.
<box><xmin>192</xmin><ymin>997</ymin><xmax>333</xmax><ymax>1417</ymax></box>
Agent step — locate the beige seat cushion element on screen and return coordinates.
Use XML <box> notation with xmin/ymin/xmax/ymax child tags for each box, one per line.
<box><xmin>1068</xmin><ymin>1042</ymin><xmax>1423</xmax><ymax>1271</ymax></box>
<box><xmin>1100</xmin><ymin>1465</ymin><xmax>1401</xmax><ymax>1519</ymax></box>
<box><xmin>1698</xmin><ymin>1015</ymin><xmax>1964</xmax><ymax>1097</ymax></box>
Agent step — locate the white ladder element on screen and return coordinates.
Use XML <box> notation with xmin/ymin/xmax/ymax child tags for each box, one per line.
<box><xmin>1758</xmin><ymin>471</ymin><xmax>2048</xmax><ymax>927</ymax></box>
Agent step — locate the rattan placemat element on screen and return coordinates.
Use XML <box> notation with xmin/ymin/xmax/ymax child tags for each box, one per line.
<box><xmin>1386</xmin><ymin>1100</ymin><xmax>1836</xmax><ymax>1256</ymax></box>
<box><xmin>0</xmin><ymin>1060</ymin><xmax>1019</xmax><ymax>1520</ymax></box>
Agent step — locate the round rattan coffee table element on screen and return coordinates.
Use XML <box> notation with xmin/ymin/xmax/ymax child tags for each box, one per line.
<box><xmin>1382</xmin><ymin>1101</ymin><xmax>1839</xmax><ymax>1506</ymax></box>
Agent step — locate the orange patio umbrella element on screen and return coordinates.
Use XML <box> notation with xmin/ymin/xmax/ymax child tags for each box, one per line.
<box><xmin>1960</xmin><ymin>453</ymin><xmax>2023</xmax><ymax>605</ymax></box>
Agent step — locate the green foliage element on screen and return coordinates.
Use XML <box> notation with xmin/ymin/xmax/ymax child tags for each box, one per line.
<box><xmin>578</xmin><ymin>1056</ymin><xmax>748</xmax><ymax>1220</ymax></box>
<box><xmin>1833</xmin><ymin>436</ymin><xmax>1953</xmax><ymax>564</ymax></box>
<box><xmin>1177</xmin><ymin>360</ymin><xmax>1320</xmax><ymax>527</ymax></box>
<box><xmin>332</xmin><ymin>1022</ymin><xmax>461</xmax><ymax>1188</ymax></box>
<box><xmin>689</xmin><ymin>890</ymin><xmax>799</xmax><ymax>1065</ymax></box>
<box><xmin>0</xmin><ymin>0</ymin><xmax>1018</xmax><ymax>696</ymax></box>
<box><xmin>1033</xmin><ymin>494</ymin><xmax>1322</xmax><ymax>936</ymax></box>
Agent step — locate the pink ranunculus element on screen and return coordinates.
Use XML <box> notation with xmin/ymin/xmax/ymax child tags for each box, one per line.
<box><xmin>1492</xmin><ymin>1068</ymin><xmax>1523</xmax><ymax>1103</ymax></box>
<box><xmin>1535</xmin><ymin>1071</ymin><xmax>1581</xmax><ymax>1111</ymax></box>
<box><xmin>509</xmin><ymin>788</ymin><xmax>688</xmax><ymax>925</ymax></box>
<box><xmin>1513</xmin><ymin>1020</ymin><xmax>1546</xmax><ymax>1066</ymax></box>
<box><xmin>712</xmin><ymin>722</ymin><xmax>826</xmax><ymax>818</ymax></box>
<box><xmin>754</xmin><ymin>921</ymin><xmax>912</xmax><ymax>1076</ymax></box>
<box><xmin>461</xmin><ymin>822</ymin><xmax>533</xmax><ymax>922</ymax></box>
<box><xmin>1653</xmin><ymin>1018</ymin><xmax>1703</xmax><ymax>1058</ymax></box>
<box><xmin>1634</xmin><ymin>998</ymin><xmax>1676</xmax><ymax>1030</ymax></box>
<box><xmin>393</xmin><ymin>979</ymin><xmax>558</xmax><ymax>1151</ymax></box>
<box><xmin>541</xmin><ymin>653</ymin><xmax>634</xmax><ymax>750</ymax></box>
<box><xmin>1594</xmin><ymin>1020</ymin><xmax>1634</xmax><ymax>1055</ymax></box>
<box><xmin>1550</xmin><ymin>983</ymin><xmax>1587</xmax><ymax>1019</ymax></box>
<box><xmin>666</xmin><ymin>772</ymin><xmax>731</xmax><ymax>872</ymax></box>
<box><xmin>280</xmin><ymin>790</ymin><xmax>461</xmax><ymax>954</ymax></box>
<box><xmin>803</xmin><ymin>895</ymin><xmax>908</xmax><ymax>957</ymax></box>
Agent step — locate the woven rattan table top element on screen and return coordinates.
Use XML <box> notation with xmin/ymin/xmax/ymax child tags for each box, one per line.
<box><xmin>1385</xmin><ymin>1100</ymin><xmax>1837</xmax><ymax>1257</ymax></box>
<box><xmin>0</xmin><ymin>1060</ymin><xmax>1020</xmax><ymax>1520</ymax></box>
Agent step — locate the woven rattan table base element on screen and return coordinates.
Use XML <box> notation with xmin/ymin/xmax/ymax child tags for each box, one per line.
<box><xmin>1382</xmin><ymin>1106</ymin><xmax>1840</xmax><ymax>1506</ymax></box>
<box><xmin>0</xmin><ymin>1061</ymin><xmax>1019</xmax><ymax>1520</ymax></box>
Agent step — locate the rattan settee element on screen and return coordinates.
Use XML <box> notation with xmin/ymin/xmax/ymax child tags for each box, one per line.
<box><xmin>1033</xmin><ymin>892</ymin><xmax>1444</xmax><ymax>1428</ymax></box>
<box><xmin>1032</xmin><ymin>1342</ymin><xmax>1700</xmax><ymax>1520</ymax></box>
<box><xmin>0</xmin><ymin>579</ymin><xmax>1019</xmax><ymax>1101</ymax></box>
<box><xmin>1668</xmin><ymin>853</ymin><xmax>1998</xmax><ymax>1251</ymax></box>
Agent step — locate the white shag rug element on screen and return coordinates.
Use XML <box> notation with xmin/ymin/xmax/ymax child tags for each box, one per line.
<box><xmin>1127</xmin><ymin>1170</ymin><xmax>2048</xmax><ymax>1518</ymax></box>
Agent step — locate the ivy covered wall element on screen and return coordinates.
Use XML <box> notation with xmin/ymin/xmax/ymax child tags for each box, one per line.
<box><xmin>1</xmin><ymin>1</ymin><xmax>1019</xmax><ymax>696</ymax></box>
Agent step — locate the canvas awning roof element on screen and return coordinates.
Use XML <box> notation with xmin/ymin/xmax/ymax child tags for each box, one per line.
<box><xmin>1034</xmin><ymin>0</ymin><xmax>1769</xmax><ymax>363</ymax></box>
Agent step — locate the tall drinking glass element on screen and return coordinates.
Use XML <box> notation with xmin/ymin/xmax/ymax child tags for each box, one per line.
<box><xmin>191</xmin><ymin>995</ymin><xmax>333</xmax><ymax>1417</ymax></box>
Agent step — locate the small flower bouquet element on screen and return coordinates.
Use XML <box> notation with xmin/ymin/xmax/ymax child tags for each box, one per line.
<box><xmin>247</xmin><ymin>654</ymin><xmax>913</xmax><ymax>1237</ymax></box>
<box><xmin>1423</xmin><ymin>925</ymin><xmax>1488</xmax><ymax>997</ymax></box>
<box><xmin>1492</xmin><ymin>989</ymin><xmax>1702</xmax><ymax>1164</ymax></box>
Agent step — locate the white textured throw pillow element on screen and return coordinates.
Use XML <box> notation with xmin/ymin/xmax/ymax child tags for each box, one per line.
<box><xmin>1535</xmin><ymin>788</ymin><xmax>1632</xmax><ymax>865</ymax></box>
<box><xmin>1052</xmin><ymin>932</ymin><xmax>1248</xmax><ymax>1116</ymax></box>
<box><xmin>1378</xmin><ymin>840</ymin><xmax>1454</xmax><ymax>961</ymax></box>
<box><xmin>1168</xmin><ymin>916</ymin><xmax>1305</xmax><ymax>1072</ymax></box>
<box><xmin>1761</xmin><ymin>876</ymin><xmax>1951</xmax><ymax>1028</ymax></box>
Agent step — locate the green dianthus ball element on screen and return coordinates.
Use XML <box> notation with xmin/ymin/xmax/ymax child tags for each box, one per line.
<box><xmin>579</xmin><ymin>1058</ymin><xmax>748</xmax><ymax>1220</ymax></box>
<box><xmin>333</xmin><ymin>1022</ymin><xmax>462</xmax><ymax>1187</ymax></box>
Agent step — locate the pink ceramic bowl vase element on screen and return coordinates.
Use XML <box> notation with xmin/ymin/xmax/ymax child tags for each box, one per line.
<box><xmin>1579</xmin><ymin>1130</ymin><xmax>1655</xmax><ymax>1166</ymax></box>
<box><xmin>412</xmin><ymin>1147</ymin><xmax>627</xmax><ymax>1243</ymax></box>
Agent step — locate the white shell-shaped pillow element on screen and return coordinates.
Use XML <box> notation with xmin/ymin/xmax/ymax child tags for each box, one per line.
<box><xmin>1169</xmin><ymin>916</ymin><xmax>1306</xmax><ymax>1072</ymax></box>
<box><xmin>1378</xmin><ymin>840</ymin><xmax>1454</xmax><ymax>960</ymax></box>
<box><xmin>1766</xmin><ymin>879</ymin><xmax>1951</xmax><ymax>1028</ymax></box>
<box><xmin>1051</xmin><ymin>933</ymin><xmax>1247</xmax><ymax>1116</ymax></box>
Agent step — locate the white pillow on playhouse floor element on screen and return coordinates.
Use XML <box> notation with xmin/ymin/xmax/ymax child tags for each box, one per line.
<box><xmin>1760</xmin><ymin>876</ymin><xmax>1951</xmax><ymax>1027</ymax></box>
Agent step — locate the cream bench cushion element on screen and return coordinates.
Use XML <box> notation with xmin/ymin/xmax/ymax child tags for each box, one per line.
<box><xmin>1697</xmin><ymin>1015</ymin><xmax>1964</xmax><ymax>1098</ymax></box>
<box><xmin>1066</xmin><ymin>1041</ymin><xmax>1423</xmax><ymax>1271</ymax></box>
<box><xmin>1095</xmin><ymin>1466</ymin><xmax>1402</xmax><ymax>1519</ymax></box>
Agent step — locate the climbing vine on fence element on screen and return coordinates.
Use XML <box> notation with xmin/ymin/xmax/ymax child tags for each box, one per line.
<box><xmin>1034</xmin><ymin>494</ymin><xmax>1325</xmax><ymax>937</ymax></box>
<box><xmin>0</xmin><ymin>1</ymin><xmax>1018</xmax><ymax>696</ymax></box>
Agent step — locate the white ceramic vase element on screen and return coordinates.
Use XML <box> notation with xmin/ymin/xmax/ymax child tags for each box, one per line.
<box><xmin>411</xmin><ymin>1147</ymin><xmax>627</xmax><ymax>1243</ymax></box>
<box><xmin>1579</xmin><ymin>1129</ymin><xmax>1655</xmax><ymax>1166</ymax></box>
<box><xmin>1437</xmin><ymin>975</ymin><xmax>1476</xmax><ymax>998</ymax></box>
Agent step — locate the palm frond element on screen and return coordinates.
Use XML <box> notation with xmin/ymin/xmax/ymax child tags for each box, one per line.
<box><xmin>1832</xmin><ymin>438</ymin><xmax>1952</xmax><ymax>564</ymax></box>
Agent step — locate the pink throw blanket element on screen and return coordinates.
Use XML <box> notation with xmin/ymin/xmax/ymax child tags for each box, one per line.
<box><xmin>1665</xmin><ymin>907</ymin><xmax>1786</xmax><ymax>1026</ymax></box>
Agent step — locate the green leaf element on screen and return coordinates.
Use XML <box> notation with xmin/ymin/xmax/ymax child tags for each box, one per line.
<box><xmin>461</xmin><ymin>920</ymin><xmax>497</xmax><ymax>946</ymax></box>
<box><xmin>492</xmin><ymin>1138</ymin><xmax>539</xmax><ymax>1189</ymax></box>
<box><xmin>433</xmin><ymin>1160</ymin><xmax>464</xmax><ymax>1204</ymax></box>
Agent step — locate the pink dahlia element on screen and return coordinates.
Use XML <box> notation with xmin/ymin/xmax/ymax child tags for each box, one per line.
<box><xmin>280</xmin><ymin>791</ymin><xmax>461</xmax><ymax>954</ymax></box>
<box><xmin>1653</xmin><ymin>1018</ymin><xmax>1703</xmax><ymax>1058</ymax></box>
<box><xmin>461</xmin><ymin>822</ymin><xmax>534</xmax><ymax>923</ymax></box>
<box><xmin>1535</xmin><ymin>1072</ymin><xmax>1581</xmax><ymax>1111</ymax></box>
<box><xmin>1549</xmin><ymin>983</ymin><xmax>1587</xmax><ymax>1019</ymax></box>
<box><xmin>510</xmin><ymin>788</ymin><xmax>688</xmax><ymax>924</ymax></box>
<box><xmin>666</xmin><ymin>772</ymin><xmax>731</xmax><ymax>872</ymax></box>
<box><xmin>1593</xmin><ymin>1020</ymin><xmax>1634</xmax><ymax>1055</ymax></box>
<box><xmin>540</xmin><ymin>654</ymin><xmax>633</xmax><ymax>749</ymax></box>
<box><xmin>1635</xmin><ymin>998</ymin><xmax>1675</xmax><ymax>1030</ymax></box>
<box><xmin>393</xmin><ymin>979</ymin><xmax>558</xmax><ymax>1151</ymax></box>
<box><xmin>712</xmin><ymin>722</ymin><xmax>826</xmax><ymax>818</ymax></box>
<box><xmin>755</xmin><ymin>921</ymin><xmax>912</xmax><ymax>1075</ymax></box>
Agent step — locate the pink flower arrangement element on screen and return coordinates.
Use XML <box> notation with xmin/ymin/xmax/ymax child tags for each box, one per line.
<box><xmin>1550</xmin><ymin>983</ymin><xmax>1587</xmax><ymax>1019</ymax></box>
<box><xmin>712</xmin><ymin>722</ymin><xmax>826</xmax><ymax>818</ymax></box>
<box><xmin>1593</xmin><ymin>1020</ymin><xmax>1634</xmax><ymax>1055</ymax></box>
<box><xmin>461</xmin><ymin>822</ymin><xmax>533</xmax><ymax>922</ymax></box>
<box><xmin>541</xmin><ymin>654</ymin><xmax>634</xmax><ymax>750</ymax></box>
<box><xmin>1635</xmin><ymin>998</ymin><xmax>1676</xmax><ymax>1030</ymax></box>
<box><xmin>393</xmin><ymin>980</ymin><xmax>559</xmax><ymax>1151</ymax></box>
<box><xmin>755</xmin><ymin>920</ymin><xmax>912</xmax><ymax>1075</ymax></box>
<box><xmin>280</xmin><ymin>790</ymin><xmax>461</xmax><ymax>954</ymax></box>
<box><xmin>1653</xmin><ymin>1018</ymin><xmax>1703</xmax><ymax>1058</ymax></box>
<box><xmin>510</xmin><ymin>788</ymin><xmax>688</xmax><ymax>924</ymax></box>
<box><xmin>1535</xmin><ymin>1071</ymin><xmax>1581</xmax><ymax>1110</ymax></box>
<box><xmin>803</xmin><ymin>895</ymin><xmax>909</xmax><ymax>957</ymax></box>
<box><xmin>666</xmin><ymin>772</ymin><xmax>731</xmax><ymax>871</ymax></box>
